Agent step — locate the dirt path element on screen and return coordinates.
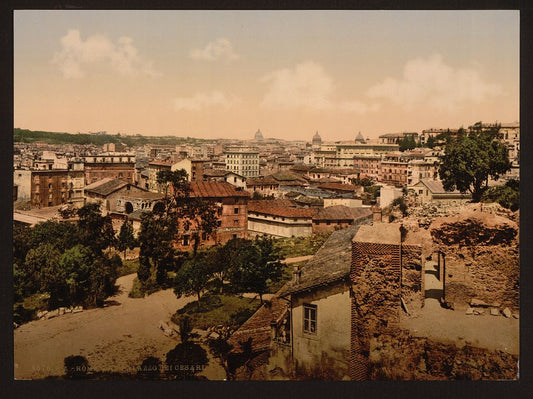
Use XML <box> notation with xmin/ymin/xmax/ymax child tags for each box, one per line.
<box><xmin>14</xmin><ymin>273</ymin><xmax>225</xmax><ymax>380</ymax></box>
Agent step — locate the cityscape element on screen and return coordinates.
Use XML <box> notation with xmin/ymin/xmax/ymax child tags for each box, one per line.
<box><xmin>13</xmin><ymin>10</ymin><xmax>519</xmax><ymax>381</ymax></box>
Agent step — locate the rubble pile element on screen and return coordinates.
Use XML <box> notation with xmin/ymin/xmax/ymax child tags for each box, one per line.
<box><xmin>368</xmin><ymin>330</ymin><xmax>518</xmax><ymax>380</ymax></box>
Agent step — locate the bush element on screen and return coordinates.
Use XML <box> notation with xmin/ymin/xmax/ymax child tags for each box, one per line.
<box><xmin>481</xmin><ymin>181</ymin><xmax>519</xmax><ymax>211</ymax></box>
<box><xmin>64</xmin><ymin>355</ymin><xmax>91</xmax><ymax>379</ymax></box>
<box><xmin>229</xmin><ymin>307</ymin><xmax>256</xmax><ymax>326</ymax></box>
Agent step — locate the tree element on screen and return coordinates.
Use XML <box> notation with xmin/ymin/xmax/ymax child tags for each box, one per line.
<box><xmin>438</xmin><ymin>129</ymin><xmax>511</xmax><ymax>202</ymax></box>
<box><xmin>28</xmin><ymin>220</ymin><xmax>80</xmax><ymax>253</ymax></box>
<box><xmin>165</xmin><ymin>341</ymin><xmax>209</xmax><ymax>380</ymax></box>
<box><xmin>228</xmin><ymin>237</ymin><xmax>283</xmax><ymax>303</ymax></box>
<box><xmin>398</xmin><ymin>136</ymin><xmax>416</xmax><ymax>152</ymax></box>
<box><xmin>77</xmin><ymin>203</ymin><xmax>117</xmax><ymax>254</ymax></box>
<box><xmin>24</xmin><ymin>243</ymin><xmax>66</xmax><ymax>308</ymax></box>
<box><xmin>59</xmin><ymin>245</ymin><xmax>95</xmax><ymax>305</ymax></box>
<box><xmin>156</xmin><ymin>170</ymin><xmax>219</xmax><ymax>255</ymax></box>
<box><xmin>207</xmin><ymin>326</ymin><xmax>234</xmax><ymax>380</ymax></box>
<box><xmin>117</xmin><ymin>220</ymin><xmax>137</xmax><ymax>259</ymax></box>
<box><xmin>426</xmin><ymin>135</ymin><xmax>437</xmax><ymax>149</ymax></box>
<box><xmin>173</xmin><ymin>252</ymin><xmax>212</xmax><ymax>306</ymax></box>
<box><xmin>137</xmin><ymin>212</ymin><xmax>176</xmax><ymax>285</ymax></box>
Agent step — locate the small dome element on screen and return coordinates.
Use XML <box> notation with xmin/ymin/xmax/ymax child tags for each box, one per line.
<box><xmin>312</xmin><ymin>131</ymin><xmax>322</xmax><ymax>145</ymax></box>
<box><xmin>355</xmin><ymin>131</ymin><xmax>365</xmax><ymax>143</ymax></box>
<box><xmin>254</xmin><ymin>129</ymin><xmax>264</xmax><ymax>140</ymax></box>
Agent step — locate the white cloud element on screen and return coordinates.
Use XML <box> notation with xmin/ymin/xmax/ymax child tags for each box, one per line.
<box><xmin>173</xmin><ymin>91</ymin><xmax>240</xmax><ymax>111</ymax></box>
<box><xmin>189</xmin><ymin>38</ymin><xmax>239</xmax><ymax>62</ymax></box>
<box><xmin>52</xmin><ymin>29</ymin><xmax>159</xmax><ymax>78</ymax></box>
<box><xmin>260</xmin><ymin>61</ymin><xmax>377</xmax><ymax>114</ymax></box>
<box><xmin>366</xmin><ymin>54</ymin><xmax>502</xmax><ymax>112</ymax></box>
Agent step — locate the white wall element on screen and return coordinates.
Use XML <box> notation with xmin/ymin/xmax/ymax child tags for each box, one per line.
<box><xmin>291</xmin><ymin>282</ymin><xmax>351</xmax><ymax>378</ymax></box>
<box><xmin>14</xmin><ymin>170</ymin><xmax>32</xmax><ymax>201</ymax></box>
<box><xmin>380</xmin><ymin>185</ymin><xmax>403</xmax><ymax>208</ymax></box>
<box><xmin>323</xmin><ymin>198</ymin><xmax>363</xmax><ymax>208</ymax></box>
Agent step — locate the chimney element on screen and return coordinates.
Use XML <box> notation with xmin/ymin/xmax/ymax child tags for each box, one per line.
<box><xmin>292</xmin><ymin>265</ymin><xmax>301</xmax><ymax>284</ymax></box>
<box><xmin>372</xmin><ymin>205</ymin><xmax>382</xmax><ymax>223</ymax></box>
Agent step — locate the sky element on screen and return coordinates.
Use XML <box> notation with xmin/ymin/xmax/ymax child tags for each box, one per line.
<box><xmin>14</xmin><ymin>10</ymin><xmax>519</xmax><ymax>141</ymax></box>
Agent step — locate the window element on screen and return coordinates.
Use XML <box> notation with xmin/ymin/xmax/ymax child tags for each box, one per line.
<box><xmin>183</xmin><ymin>235</ymin><xmax>190</xmax><ymax>246</ymax></box>
<box><xmin>234</xmin><ymin>219</ymin><xmax>239</xmax><ymax>226</ymax></box>
<box><xmin>232</xmin><ymin>234</ymin><xmax>238</xmax><ymax>239</ymax></box>
<box><xmin>202</xmin><ymin>232</ymin><xmax>207</xmax><ymax>240</ymax></box>
<box><xmin>303</xmin><ymin>304</ymin><xmax>317</xmax><ymax>334</ymax></box>
<box><xmin>234</xmin><ymin>207</ymin><xmax>239</xmax><ymax>214</ymax></box>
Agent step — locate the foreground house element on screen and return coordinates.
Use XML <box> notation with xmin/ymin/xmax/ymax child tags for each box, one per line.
<box><xmin>274</xmin><ymin>224</ymin><xmax>371</xmax><ymax>379</ymax></box>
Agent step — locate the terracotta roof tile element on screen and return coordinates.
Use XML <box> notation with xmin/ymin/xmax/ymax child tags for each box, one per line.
<box><xmin>248</xmin><ymin>200</ymin><xmax>317</xmax><ymax>218</ymax></box>
<box><xmin>84</xmin><ymin>178</ymin><xmax>128</xmax><ymax>196</ymax></box>
<box><xmin>313</xmin><ymin>205</ymin><xmax>372</xmax><ymax>221</ymax></box>
<box><xmin>228</xmin><ymin>296</ymin><xmax>289</xmax><ymax>354</ymax></box>
<box><xmin>189</xmin><ymin>181</ymin><xmax>250</xmax><ymax>198</ymax></box>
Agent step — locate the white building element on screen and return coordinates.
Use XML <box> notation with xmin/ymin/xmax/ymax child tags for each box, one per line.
<box><xmin>224</xmin><ymin>146</ymin><xmax>260</xmax><ymax>178</ymax></box>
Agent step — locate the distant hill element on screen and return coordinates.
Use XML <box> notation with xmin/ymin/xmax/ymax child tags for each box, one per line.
<box><xmin>13</xmin><ymin>128</ymin><xmax>212</xmax><ymax>147</ymax></box>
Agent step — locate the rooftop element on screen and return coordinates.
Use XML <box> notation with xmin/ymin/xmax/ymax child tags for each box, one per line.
<box><xmin>228</xmin><ymin>295</ymin><xmax>289</xmax><ymax>354</ymax></box>
<box><xmin>353</xmin><ymin>224</ymin><xmax>400</xmax><ymax>245</ymax></box>
<box><xmin>248</xmin><ymin>200</ymin><xmax>317</xmax><ymax>218</ymax></box>
<box><xmin>189</xmin><ymin>181</ymin><xmax>250</xmax><ymax>198</ymax></box>
<box><xmin>314</xmin><ymin>205</ymin><xmax>372</xmax><ymax>221</ymax></box>
<box><xmin>279</xmin><ymin>225</ymin><xmax>363</xmax><ymax>296</ymax></box>
<box><xmin>84</xmin><ymin>178</ymin><xmax>129</xmax><ymax>196</ymax></box>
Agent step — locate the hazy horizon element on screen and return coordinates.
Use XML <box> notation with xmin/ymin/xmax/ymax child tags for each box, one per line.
<box><xmin>14</xmin><ymin>10</ymin><xmax>519</xmax><ymax>141</ymax></box>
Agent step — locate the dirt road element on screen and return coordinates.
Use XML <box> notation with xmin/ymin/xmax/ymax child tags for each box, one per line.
<box><xmin>14</xmin><ymin>273</ymin><xmax>225</xmax><ymax>380</ymax></box>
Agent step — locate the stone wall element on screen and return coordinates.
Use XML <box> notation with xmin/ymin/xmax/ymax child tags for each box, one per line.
<box><xmin>367</xmin><ymin>330</ymin><xmax>518</xmax><ymax>380</ymax></box>
<box><xmin>401</xmin><ymin>244</ymin><xmax>423</xmax><ymax>311</ymax></box>
<box><xmin>430</xmin><ymin>212</ymin><xmax>519</xmax><ymax>310</ymax></box>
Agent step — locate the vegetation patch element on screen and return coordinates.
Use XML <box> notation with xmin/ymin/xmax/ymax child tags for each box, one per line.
<box><xmin>172</xmin><ymin>294</ymin><xmax>261</xmax><ymax>330</ymax></box>
<box><xmin>119</xmin><ymin>259</ymin><xmax>140</xmax><ymax>277</ymax></box>
<box><xmin>273</xmin><ymin>233</ymin><xmax>331</xmax><ymax>259</ymax></box>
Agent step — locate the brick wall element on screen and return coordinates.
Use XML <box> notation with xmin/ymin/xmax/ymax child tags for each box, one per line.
<box><xmin>350</xmin><ymin>241</ymin><xmax>401</xmax><ymax>380</ymax></box>
<box><xmin>349</xmin><ymin>239</ymin><xmax>423</xmax><ymax>380</ymax></box>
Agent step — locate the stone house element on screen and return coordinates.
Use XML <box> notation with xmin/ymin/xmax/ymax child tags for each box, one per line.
<box><xmin>411</xmin><ymin>179</ymin><xmax>471</xmax><ymax>203</ymax></box>
<box><xmin>84</xmin><ymin>178</ymin><xmax>152</xmax><ymax>214</ymax></box>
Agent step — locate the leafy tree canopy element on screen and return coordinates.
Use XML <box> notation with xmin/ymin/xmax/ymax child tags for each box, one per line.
<box><xmin>438</xmin><ymin>128</ymin><xmax>511</xmax><ymax>202</ymax></box>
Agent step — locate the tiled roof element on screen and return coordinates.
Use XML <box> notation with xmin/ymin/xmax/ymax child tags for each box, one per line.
<box><xmin>246</xmin><ymin>177</ymin><xmax>280</xmax><ymax>186</ymax></box>
<box><xmin>84</xmin><ymin>178</ymin><xmax>128</xmax><ymax>196</ymax></box>
<box><xmin>248</xmin><ymin>200</ymin><xmax>317</xmax><ymax>218</ymax></box>
<box><xmin>419</xmin><ymin>178</ymin><xmax>465</xmax><ymax>195</ymax></box>
<box><xmin>148</xmin><ymin>160</ymin><xmax>173</xmax><ymax>167</ymax></box>
<box><xmin>228</xmin><ymin>295</ymin><xmax>289</xmax><ymax>354</ymax></box>
<box><xmin>279</xmin><ymin>225</ymin><xmax>365</xmax><ymax>296</ymax></box>
<box><xmin>317</xmin><ymin>182</ymin><xmax>359</xmax><ymax>192</ymax></box>
<box><xmin>189</xmin><ymin>181</ymin><xmax>250</xmax><ymax>198</ymax></box>
<box><xmin>314</xmin><ymin>205</ymin><xmax>372</xmax><ymax>221</ymax></box>
<box><xmin>268</xmin><ymin>172</ymin><xmax>307</xmax><ymax>183</ymax></box>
